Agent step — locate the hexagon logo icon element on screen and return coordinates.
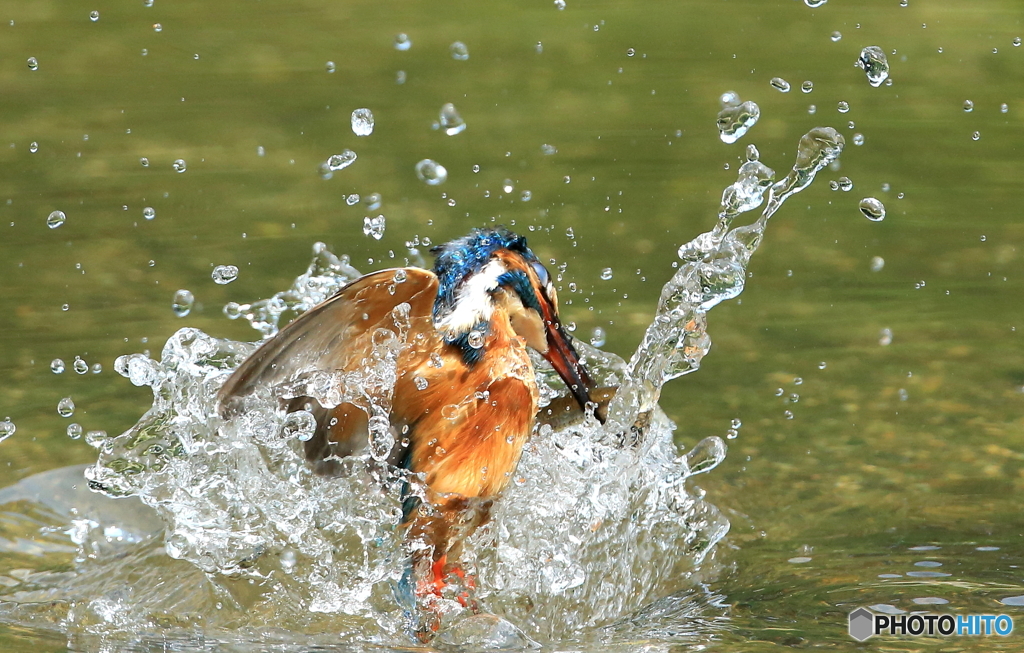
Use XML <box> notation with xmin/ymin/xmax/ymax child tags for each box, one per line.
<box><xmin>849</xmin><ymin>607</ymin><xmax>874</xmax><ymax>642</ymax></box>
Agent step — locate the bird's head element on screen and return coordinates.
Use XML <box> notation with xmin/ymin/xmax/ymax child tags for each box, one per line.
<box><xmin>431</xmin><ymin>227</ymin><xmax>600</xmax><ymax>420</ymax></box>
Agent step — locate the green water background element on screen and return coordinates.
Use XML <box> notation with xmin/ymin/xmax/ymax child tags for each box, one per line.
<box><xmin>0</xmin><ymin>0</ymin><xmax>1022</xmax><ymax>649</ymax></box>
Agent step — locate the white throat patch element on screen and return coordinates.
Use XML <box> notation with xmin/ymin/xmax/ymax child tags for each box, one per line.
<box><xmin>435</xmin><ymin>259</ymin><xmax>507</xmax><ymax>336</ymax></box>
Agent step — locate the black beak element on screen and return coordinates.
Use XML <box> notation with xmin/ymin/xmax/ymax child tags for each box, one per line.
<box><xmin>542</xmin><ymin>320</ymin><xmax>604</xmax><ymax>424</ymax></box>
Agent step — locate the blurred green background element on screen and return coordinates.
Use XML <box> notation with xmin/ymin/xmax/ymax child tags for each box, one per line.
<box><xmin>1</xmin><ymin>0</ymin><xmax>1023</xmax><ymax>649</ymax></box>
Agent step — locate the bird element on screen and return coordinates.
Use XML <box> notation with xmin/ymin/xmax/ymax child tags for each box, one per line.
<box><xmin>216</xmin><ymin>226</ymin><xmax>601</xmax><ymax>611</ymax></box>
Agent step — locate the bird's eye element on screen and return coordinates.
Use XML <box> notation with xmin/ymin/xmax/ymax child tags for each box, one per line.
<box><xmin>531</xmin><ymin>261</ymin><xmax>550</xmax><ymax>289</ymax></box>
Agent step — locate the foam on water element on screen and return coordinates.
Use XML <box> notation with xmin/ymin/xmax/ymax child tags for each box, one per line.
<box><xmin>1</xmin><ymin>127</ymin><xmax>842</xmax><ymax>649</ymax></box>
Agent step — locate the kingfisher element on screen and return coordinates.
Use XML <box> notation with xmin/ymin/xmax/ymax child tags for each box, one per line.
<box><xmin>217</xmin><ymin>227</ymin><xmax>600</xmax><ymax>608</ymax></box>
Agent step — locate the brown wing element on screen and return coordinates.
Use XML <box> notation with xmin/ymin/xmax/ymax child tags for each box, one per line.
<box><xmin>217</xmin><ymin>267</ymin><xmax>439</xmax><ymax>466</ymax></box>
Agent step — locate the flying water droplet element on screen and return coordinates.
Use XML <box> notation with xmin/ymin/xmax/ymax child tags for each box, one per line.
<box><xmin>365</xmin><ymin>193</ymin><xmax>382</xmax><ymax>210</ymax></box>
<box><xmin>67</xmin><ymin>423</ymin><xmax>83</xmax><ymax>439</ymax></box>
<box><xmin>140</xmin><ymin>157</ymin><xmax>149</xmax><ymax>167</ymax></box>
<box><xmin>73</xmin><ymin>357</ymin><xmax>88</xmax><ymax>374</ymax></box>
<box><xmin>520</xmin><ymin>190</ymin><xmax>532</xmax><ymax>201</ymax></box>
<box><xmin>804</xmin><ymin>0</ymin><xmax>827</xmax><ymax>6</ymax></box>
<box><xmin>502</xmin><ymin>179</ymin><xmax>514</xmax><ymax>194</ymax></box>
<box><xmin>801</xmin><ymin>81</ymin><xmax>814</xmax><ymax>93</ymax></box>
<box><xmin>283</xmin><ymin>410</ymin><xmax>316</xmax><ymax>442</ymax></box>
<box><xmin>971</xmin><ymin>131</ymin><xmax>981</xmax><ymax>141</ymax></box>
<box><xmin>589</xmin><ymin>327</ymin><xmax>606</xmax><ymax>347</ymax></box>
<box><xmin>439</xmin><ymin>103</ymin><xmax>466</xmax><ymax>135</ymax></box>
<box><xmin>414</xmin><ymin>376</ymin><xmax>428</xmax><ymax>391</ymax></box>
<box><xmin>89</xmin><ymin>10</ymin><xmax>100</xmax><ymax>21</ymax></box>
<box><xmin>541</xmin><ymin>143</ymin><xmax>558</xmax><ymax>155</ymax></box>
<box><xmin>963</xmin><ymin>100</ymin><xmax>974</xmax><ymax>112</ymax></box>
<box><xmin>211</xmin><ymin>265</ymin><xmax>238</xmax><ymax>284</ymax></box>
<box><xmin>172</xmin><ymin>159</ymin><xmax>187</xmax><ymax>173</ymax></box>
<box><xmin>394</xmin><ymin>33</ymin><xmax>411</xmax><ymax>50</ymax></box>
<box><xmin>837</xmin><ymin>101</ymin><xmax>850</xmax><ymax>113</ymax></box>
<box><xmin>450</xmin><ymin>41</ymin><xmax>470</xmax><ymax>60</ymax></box>
<box><xmin>719</xmin><ymin>90</ymin><xmax>741</xmax><ymax>107</ymax></box>
<box><xmin>0</xmin><ymin>419</ymin><xmax>14</xmax><ymax>442</ymax></box>
<box><xmin>51</xmin><ymin>358</ymin><xmax>65</xmax><ymax>374</ymax></box>
<box><xmin>172</xmin><ymin>289</ymin><xmax>195</xmax><ymax>317</ymax></box>
<box><xmin>362</xmin><ymin>215</ymin><xmax>386</xmax><ymax>240</ymax></box>
<box><xmin>852</xmin><ymin>133</ymin><xmax>865</xmax><ymax>146</ymax></box>
<box><xmin>415</xmin><ymin>159</ymin><xmax>447</xmax><ymax>185</ymax></box>
<box><xmin>351</xmin><ymin>108</ymin><xmax>374</xmax><ymax>136</ymax></box>
<box><xmin>325</xmin><ymin>61</ymin><xmax>336</xmax><ymax>73</ymax></box>
<box><xmin>856</xmin><ymin>46</ymin><xmax>889</xmax><ymax>87</ymax></box>
<box><xmin>326</xmin><ymin>150</ymin><xmax>357</xmax><ymax>171</ymax></box>
<box><xmin>27</xmin><ymin>57</ymin><xmax>39</xmax><ymax>70</ymax></box>
<box><xmin>47</xmin><ymin>210</ymin><xmax>66</xmax><ymax>228</ymax></box>
<box><xmin>716</xmin><ymin>100</ymin><xmax>760</xmax><ymax>144</ymax></box>
<box><xmin>142</xmin><ymin>207</ymin><xmax>156</xmax><ymax>220</ymax></box>
<box><xmin>1014</xmin><ymin>37</ymin><xmax>1022</xmax><ymax>47</ymax></box>
<box><xmin>346</xmin><ymin>194</ymin><xmax>360</xmax><ymax>206</ymax></box>
<box><xmin>554</xmin><ymin>0</ymin><xmax>566</xmax><ymax>9</ymax></box>
<box><xmin>600</xmin><ymin>268</ymin><xmax>613</xmax><ymax>280</ymax></box>
<box><xmin>871</xmin><ymin>256</ymin><xmax>885</xmax><ymax>272</ymax></box>
<box><xmin>29</xmin><ymin>142</ymin><xmax>38</xmax><ymax>153</ymax></box>
<box><xmin>879</xmin><ymin>328</ymin><xmax>893</xmax><ymax>346</ymax></box>
<box><xmin>770</xmin><ymin>77</ymin><xmax>791</xmax><ymax>92</ymax></box>
<box><xmin>837</xmin><ymin>176</ymin><xmax>853</xmax><ymax>191</ymax></box>
<box><xmin>467</xmin><ymin>330</ymin><xmax>485</xmax><ymax>349</ymax></box>
<box><xmin>859</xmin><ymin>197</ymin><xmax>885</xmax><ymax>221</ymax></box>
<box><xmin>57</xmin><ymin>397</ymin><xmax>75</xmax><ymax>418</ymax></box>
<box><xmin>831</xmin><ymin>31</ymin><xmax>842</xmax><ymax>42</ymax></box>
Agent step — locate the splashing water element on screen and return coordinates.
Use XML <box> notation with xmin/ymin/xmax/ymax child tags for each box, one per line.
<box><xmin>716</xmin><ymin>99</ymin><xmax>760</xmax><ymax>144</ymax></box>
<box><xmin>1</xmin><ymin>127</ymin><xmax>841</xmax><ymax>648</ymax></box>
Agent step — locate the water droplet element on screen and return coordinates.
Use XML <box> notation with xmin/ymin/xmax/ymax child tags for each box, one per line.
<box><xmin>837</xmin><ymin>101</ymin><xmax>850</xmax><ymax>113</ymax></box>
<box><xmin>326</xmin><ymin>150</ymin><xmax>357</xmax><ymax>171</ymax></box>
<box><xmin>1014</xmin><ymin>37</ymin><xmax>1022</xmax><ymax>47</ymax></box>
<box><xmin>211</xmin><ymin>265</ymin><xmax>238</xmax><ymax>284</ymax></box>
<box><xmin>563</xmin><ymin>175</ymin><xmax>571</xmax><ymax>183</ymax></box>
<box><xmin>502</xmin><ymin>179</ymin><xmax>514</xmax><ymax>194</ymax></box>
<box><xmin>1001</xmin><ymin>103</ymin><xmax>1009</xmax><ymax>114</ymax></box>
<box><xmin>47</xmin><ymin>210</ymin><xmax>66</xmax><ymax>229</ymax></box>
<box><xmin>770</xmin><ymin>77</ymin><xmax>791</xmax><ymax>92</ymax></box>
<box><xmin>346</xmin><ymin>194</ymin><xmax>360</xmax><ymax>206</ymax></box>
<box><xmin>414</xmin><ymin>376</ymin><xmax>428</xmax><ymax>391</ymax></box>
<box><xmin>837</xmin><ymin>176</ymin><xmax>853</xmax><ymax>191</ymax></box>
<box><xmin>719</xmin><ymin>91</ymin><xmax>741</xmax><ymax>107</ymax></box>
<box><xmin>91</xmin><ymin>363</ymin><xmax>102</xmax><ymax>374</ymax></box>
<box><xmin>73</xmin><ymin>356</ymin><xmax>88</xmax><ymax>374</ymax></box>
<box><xmin>89</xmin><ymin>10</ymin><xmax>99</xmax><ymax>21</ymax></box>
<box><xmin>0</xmin><ymin>419</ymin><xmax>14</xmax><ymax>442</ymax></box>
<box><xmin>898</xmin><ymin>388</ymin><xmax>909</xmax><ymax>402</ymax></box>
<box><xmin>541</xmin><ymin>143</ymin><xmax>558</xmax><ymax>155</ymax></box>
<box><xmin>879</xmin><ymin>328</ymin><xmax>893</xmax><ymax>346</ymax></box>
<box><xmin>325</xmin><ymin>61</ymin><xmax>336</xmax><ymax>73</ymax></box>
<box><xmin>971</xmin><ymin>131</ymin><xmax>981</xmax><ymax>141</ymax></box>
<box><xmin>794</xmin><ymin>377</ymin><xmax>803</xmax><ymax>385</ymax></box>
<box><xmin>67</xmin><ymin>423</ymin><xmax>83</xmax><ymax>439</ymax></box>
<box><xmin>153</xmin><ymin>23</ymin><xmax>162</xmax><ymax>32</ymax></box>
<box><xmin>554</xmin><ymin>0</ymin><xmax>566</xmax><ymax>9</ymax></box>
<box><xmin>450</xmin><ymin>41</ymin><xmax>469</xmax><ymax>60</ymax></box>
<box><xmin>800</xmin><ymin>80</ymin><xmax>814</xmax><ymax>94</ymax></box>
<box><xmin>856</xmin><ymin>46</ymin><xmax>889</xmax><ymax>87</ymax></box>
<box><xmin>467</xmin><ymin>330</ymin><xmax>485</xmax><ymax>349</ymax></box>
<box><xmin>172</xmin><ymin>289</ymin><xmax>194</xmax><ymax>317</ymax></box>
<box><xmin>803</xmin><ymin>0</ymin><xmax>827</xmax><ymax>6</ymax></box>
<box><xmin>395</xmin><ymin>70</ymin><xmax>406</xmax><ymax>84</ymax></box>
<box><xmin>51</xmin><ymin>358</ymin><xmax>65</xmax><ymax>374</ymax></box>
<box><xmin>871</xmin><ymin>256</ymin><xmax>885</xmax><ymax>272</ymax></box>
<box><xmin>362</xmin><ymin>215</ymin><xmax>385</xmax><ymax>240</ymax></box>
<box><xmin>859</xmin><ymin>197</ymin><xmax>886</xmax><ymax>221</ymax></box>
<box><xmin>439</xmin><ymin>103</ymin><xmax>466</xmax><ymax>135</ymax></box>
<box><xmin>27</xmin><ymin>57</ymin><xmax>38</xmax><ymax>71</ymax></box>
<box><xmin>172</xmin><ymin>158</ymin><xmax>187</xmax><ymax>173</ymax></box>
<box><xmin>589</xmin><ymin>326</ymin><xmax>606</xmax><ymax>347</ymax></box>
<box><xmin>783</xmin><ymin>410</ymin><xmax>794</xmax><ymax>419</ymax></box>
<box><xmin>61</xmin><ymin>304</ymin><xmax>69</xmax><ymax>311</ymax></box>
<box><xmin>365</xmin><ymin>193</ymin><xmax>382</xmax><ymax>210</ymax></box>
<box><xmin>283</xmin><ymin>410</ymin><xmax>317</xmax><ymax>442</ymax></box>
<box><xmin>351</xmin><ymin>108</ymin><xmax>374</xmax><ymax>136</ymax></box>
<box><xmin>600</xmin><ymin>267</ymin><xmax>613</xmax><ymax>280</ymax></box>
<box><xmin>57</xmin><ymin>397</ymin><xmax>75</xmax><ymax>417</ymax></box>
<box><xmin>140</xmin><ymin>206</ymin><xmax>156</xmax><ymax>221</ymax></box>
<box><xmin>831</xmin><ymin>31</ymin><xmax>842</xmax><ymax>42</ymax></box>
<box><xmin>535</xmin><ymin>42</ymin><xmax>543</xmax><ymax>53</ymax></box>
<box><xmin>716</xmin><ymin>99</ymin><xmax>760</xmax><ymax>144</ymax></box>
<box><xmin>963</xmin><ymin>99</ymin><xmax>974</xmax><ymax>112</ymax></box>
<box><xmin>140</xmin><ymin>157</ymin><xmax>150</xmax><ymax>167</ymax></box>
<box><xmin>415</xmin><ymin>159</ymin><xmax>447</xmax><ymax>185</ymax></box>
<box><xmin>520</xmin><ymin>190</ymin><xmax>532</xmax><ymax>201</ymax></box>
<box><xmin>368</xmin><ymin>416</ymin><xmax>394</xmax><ymax>461</ymax></box>
<box><xmin>28</xmin><ymin>141</ymin><xmax>38</xmax><ymax>153</ymax></box>
<box><xmin>394</xmin><ymin>33</ymin><xmax>412</xmax><ymax>51</ymax></box>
